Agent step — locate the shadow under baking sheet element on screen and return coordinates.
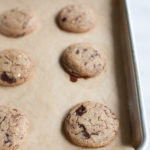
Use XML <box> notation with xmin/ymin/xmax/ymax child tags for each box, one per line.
<box><xmin>111</xmin><ymin>0</ymin><xmax>133</xmax><ymax>146</ymax></box>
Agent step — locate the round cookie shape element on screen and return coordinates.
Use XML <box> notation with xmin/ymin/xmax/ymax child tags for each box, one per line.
<box><xmin>61</xmin><ymin>43</ymin><xmax>106</xmax><ymax>78</ymax></box>
<box><xmin>0</xmin><ymin>8</ymin><xmax>38</xmax><ymax>37</ymax></box>
<box><xmin>0</xmin><ymin>49</ymin><xmax>34</xmax><ymax>86</ymax></box>
<box><xmin>65</xmin><ymin>101</ymin><xmax>119</xmax><ymax>148</ymax></box>
<box><xmin>58</xmin><ymin>4</ymin><xmax>97</xmax><ymax>33</ymax></box>
<box><xmin>0</xmin><ymin>106</ymin><xmax>29</xmax><ymax>150</ymax></box>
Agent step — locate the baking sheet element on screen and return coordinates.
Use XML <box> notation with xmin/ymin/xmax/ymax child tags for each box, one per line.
<box><xmin>0</xmin><ymin>0</ymin><xmax>134</xmax><ymax>149</ymax></box>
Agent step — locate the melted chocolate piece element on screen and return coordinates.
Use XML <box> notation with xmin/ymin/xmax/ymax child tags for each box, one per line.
<box><xmin>9</xmin><ymin>143</ymin><xmax>12</xmax><ymax>147</ymax></box>
<box><xmin>1</xmin><ymin>72</ymin><xmax>16</xmax><ymax>84</ymax></box>
<box><xmin>95</xmin><ymin>52</ymin><xmax>100</xmax><ymax>57</ymax></box>
<box><xmin>83</xmin><ymin>49</ymin><xmax>87</xmax><ymax>52</ymax></box>
<box><xmin>3</xmin><ymin>15</ymin><xmax>7</xmax><ymax>19</ymax></box>
<box><xmin>11</xmin><ymin>9</ymin><xmax>15</xmax><ymax>12</ymax></box>
<box><xmin>84</xmin><ymin>62</ymin><xmax>87</xmax><ymax>66</ymax></box>
<box><xmin>91</xmin><ymin>132</ymin><xmax>99</xmax><ymax>135</ymax></box>
<box><xmin>4</xmin><ymin>133</ymin><xmax>11</xmax><ymax>145</ymax></box>
<box><xmin>76</xmin><ymin>50</ymin><xmax>79</xmax><ymax>54</ymax></box>
<box><xmin>83</xmin><ymin>76</ymin><xmax>89</xmax><ymax>80</ymax></box>
<box><xmin>4</xmin><ymin>140</ymin><xmax>10</xmax><ymax>144</ymax></box>
<box><xmin>13</xmin><ymin>109</ymin><xmax>17</xmax><ymax>112</ymax></box>
<box><xmin>0</xmin><ymin>116</ymin><xmax>6</xmax><ymax>125</ymax></box>
<box><xmin>14</xmin><ymin>114</ymin><xmax>22</xmax><ymax>119</ymax></box>
<box><xmin>62</xmin><ymin>17</ymin><xmax>67</xmax><ymax>22</ymax></box>
<box><xmin>90</xmin><ymin>55</ymin><xmax>94</xmax><ymax>58</ymax></box>
<box><xmin>70</xmin><ymin>75</ymin><xmax>78</xmax><ymax>82</ymax></box>
<box><xmin>79</xmin><ymin>124</ymin><xmax>90</xmax><ymax>139</ymax></box>
<box><xmin>82</xmin><ymin>131</ymin><xmax>90</xmax><ymax>139</ymax></box>
<box><xmin>75</xmin><ymin>17</ymin><xmax>79</xmax><ymax>21</ymax></box>
<box><xmin>76</xmin><ymin>105</ymin><xmax>87</xmax><ymax>116</ymax></box>
<box><xmin>69</xmin><ymin>72</ymin><xmax>89</xmax><ymax>82</ymax></box>
<box><xmin>4</xmin><ymin>62</ymin><xmax>9</xmax><ymax>64</ymax></box>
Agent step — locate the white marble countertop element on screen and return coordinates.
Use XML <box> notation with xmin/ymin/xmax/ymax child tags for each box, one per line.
<box><xmin>128</xmin><ymin>0</ymin><xmax>150</xmax><ymax>149</ymax></box>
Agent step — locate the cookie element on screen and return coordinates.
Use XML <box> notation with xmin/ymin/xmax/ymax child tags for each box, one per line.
<box><xmin>0</xmin><ymin>8</ymin><xmax>38</xmax><ymax>37</ymax></box>
<box><xmin>0</xmin><ymin>106</ymin><xmax>29</xmax><ymax>150</ymax></box>
<box><xmin>0</xmin><ymin>49</ymin><xmax>34</xmax><ymax>86</ymax></box>
<box><xmin>65</xmin><ymin>101</ymin><xmax>119</xmax><ymax>148</ymax></box>
<box><xmin>58</xmin><ymin>4</ymin><xmax>97</xmax><ymax>33</ymax></box>
<box><xmin>61</xmin><ymin>43</ymin><xmax>106</xmax><ymax>78</ymax></box>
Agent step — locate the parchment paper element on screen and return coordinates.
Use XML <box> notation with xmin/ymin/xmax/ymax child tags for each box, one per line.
<box><xmin>0</xmin><ymin>0</ymin><xmax>134</xmax><ymax>149</ymax></box>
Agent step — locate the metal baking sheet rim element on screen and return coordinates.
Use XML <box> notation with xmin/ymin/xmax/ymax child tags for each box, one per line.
<box><xmin>124</xmin><ymin>0</ymin><xmax>149</xmax><ymax>149</ymax></box>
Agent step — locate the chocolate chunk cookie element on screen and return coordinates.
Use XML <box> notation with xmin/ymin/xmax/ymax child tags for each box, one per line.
<box><xmin>58</xmin><ymin>4</ymin><xmax>97</xmax><ymax>33</ymax></box>
<box><xmin>61</xmin><ymin>43</ymin><xmax>106</xmax><ymax>78</ymax></box>
<box><xmin>0</xmin><ymin>49</ymin><xmax>34</xmax><ymax>86</ymax></box>
<box><xmin>0</xmin><ymin>8</ymin><xmax>38</xmax><ymax>37</ymax></box>
<box><xmin>65</xmin><ymin>101</ymin><xmax>119</xmax><ymax>148</ymax></box>
<box><xmin>0</xmin><ymin>106</ymin><xmax>29</xmax><ymax>150</ymax></box>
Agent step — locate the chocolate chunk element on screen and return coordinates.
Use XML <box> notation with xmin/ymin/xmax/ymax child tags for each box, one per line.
<box><xmin>75</xmin><ymin>16</ymin><xmax>81</xmax><ymax>22</ymax></box>
<box><xmin>0</xmin><ymin>116</ymin><xmax>6</xmax><ymax>124</ymax></box>
<box><xmin>14</xmin><ymin>114</ymin><xmax>22</xmax><ymax>119</ymax></box>
<box><xmin>2</xmin><ymin>21</ymin><xmax>10</xmax><ymax>27</ymax></box>
<box><xmin>62</xmin><ymin>17</ymin><xmax>67</xmax><ymax>22</ymax></box>
<box><xmin>78</xmin><ymin>124</ymin><xmax>98</xmax><ymax>139</ymax></box>
<box><xmin>91</xmin><ymin>55</ymin><xmax>94</xmax><ymax>58</ymax></box>
<box><xmin>70</xmin><ymin>75</ymin><xmax>78</xmax><ymax>82</ymax></box>
<box><xmin>13</xmin><ymin>109</ymin><xmax>17</xmax><ymax>112</ymax></box>
<box><xmin>3</xmin><ymin>15</ymin><xmax>7</xmax><ymax>19</ymax></box>
<box><xmin>82</xmin><ymin>130</ymin><xmax>90</xmax><ymax>139</ymax></box>
<box><xmin>4</xmin><ymin>140</ymin><xmax>9</xmax><ymax>144</ymax></box>
<box><xmin>83</xmin><ymin>49</ymin><xmax>87</xmax><ymax>52</ymax></box>
<box><xmin>79</xmin><ymin>124</ymin><xmax>90</xmax><ymax>139</ymax></box>
<box><xmin>4</xmin><ymin>138</ymin><xmax>11</xmax><ymax>145</ymax></box>
<box><xmin>11</xmin><ymin>9</ymin><xmax>15</xmax><ymax>12</ymax></box>
<box><xmin>76</xmin><ymin>105</ymin><xmax>87</xmax><ymax>116</ymax></box>
<box><xmin>1</xmin><ymin>72</ymin><xmax>16</xmax><ymax>84</ymax></box>
<box><xmin>76</xmin><ymin>50</ymin><xmax>79</xmax><ymax>54</ymax></box>
<box><xmin>4</xmin><ymin>140</ymin><xmax>12</xmax><ymax>147</ymax></box>
<box><xmin>5</xmin><ymin>133</ymin><xmax>9</xmax><ymax>137</ymax></box>
<box><xmin>84</xmin><ymin>62</ymin><xmax>87</xmax><ymax>66</ymax></box>
<box><xmin>95</xmin><ymin>52</ymin><xmax>100</xmax><ymax>57</ymax></box>
<box><xmin>91</xmin><ymin>132</ymin><xmax>99</xmax><ymax>135</ymax></box>
<box><xmin>22</xmin><ymin>20</ymin><xmax>29</xmax><ymax>29</ymax></box>
<box><xmin>4</xmin><ymin>62</ymin><xmax>9</xmax><ymax>64</ymax></box>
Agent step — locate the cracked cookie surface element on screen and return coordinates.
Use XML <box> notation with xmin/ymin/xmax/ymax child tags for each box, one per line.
<box><xmin>0</xmin><ymin>49</ymin><xmax>34</xmax><ymax>86</ymax></box>
<box><xmin>0</xmin><ymin>8</ymin><xmax>38</xmax><ymax>37</ymax></box>
<box><xmin>58</xmin><ymin>4</ymin><xmax>97</xmax><ymax>33</ymax></box>
<box><xmin>65</xmin><ymin>101</ymin><xmax>119</xmax><ymax>148</ymax></box>
<box><xmin>0</xmin><ymin>106</ymin><xmax>29</xmax><ymax>150</ymax></box>
<box><xmin>61</xmin><ymin>43</ymin><xmax>106</xmax><ymax>78</ymax></box>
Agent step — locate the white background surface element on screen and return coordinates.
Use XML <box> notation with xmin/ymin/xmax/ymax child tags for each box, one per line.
<box><xmin>129</xmin><ymin>0</ymin><xmax>150</xmax><ymax>149</ymax></box>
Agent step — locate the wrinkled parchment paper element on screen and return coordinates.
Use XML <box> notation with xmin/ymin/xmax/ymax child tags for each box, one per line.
<box><xmin>0</xmin><ymin>0</ymin><xmax>134</xmax><ymax>149</ymax></box>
